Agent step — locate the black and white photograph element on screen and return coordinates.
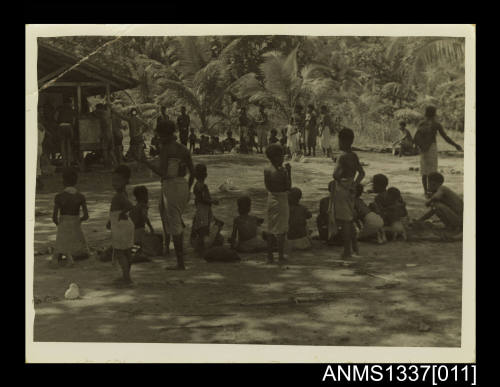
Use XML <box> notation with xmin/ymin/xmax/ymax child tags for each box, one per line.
<box><xmin>26</xmin><ymin>24</ymin><xmax>475</xmax><ymax>363</ymax></box>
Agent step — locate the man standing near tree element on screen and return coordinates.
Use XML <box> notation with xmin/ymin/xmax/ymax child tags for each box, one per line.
<box><xmin>177</xmin><ymin>106</ymin><xmax>190</xmax><ymax>147</ymax></box>
<box><xmin>305</xmin><ymin>104</ymin><xmax>318</xmax><ymax>157</ymax></box>
<box><xmin>238</xmin><ymin>106</ymin><xmax>250</xmax><ymax>154</ymax></box>
<box><xmin>255</xmin><ymin>104</ymin><xmax>269</xmax><ymax>154</ymax></box>
<box><xmin>95</xmin><ymin>104</ymin><xmax>116</xmax><ymax>168</ymax></box>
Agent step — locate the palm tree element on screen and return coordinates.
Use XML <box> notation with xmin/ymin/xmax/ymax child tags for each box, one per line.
<box><xmin>153</xmin><ymin>36</ymin><xmax>243</xmax><ymax>134</ymax></box>
<box><xmin>387</xmin><ymin>37</ymin><xmax>465</xmax><ymax>78</ymax></box>
<box><xmin>229</xmin><ymin>45</ymin><xmax>335</xmax><ymax>121</ymax></box>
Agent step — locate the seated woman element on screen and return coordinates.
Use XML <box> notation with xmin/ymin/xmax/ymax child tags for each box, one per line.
<box><xmin>287</xmin><ymin>187</ymin><xmax>312</xmax><ymax>250</ymax></box>
<box><xmin>392</xmin><ymin>121</ymin><xmax>417</xmax><ymax>157</ymax></box>
<box><xmin>229</xmin><ymin>196</ymin><xmax>267</xmax><ymax>253</ymax></box>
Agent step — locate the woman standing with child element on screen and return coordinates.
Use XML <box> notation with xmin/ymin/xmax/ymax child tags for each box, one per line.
<box><xmin>140</xmin><ymin>121</ymin><xmax>194</xmax><ymax>270</ymax></box>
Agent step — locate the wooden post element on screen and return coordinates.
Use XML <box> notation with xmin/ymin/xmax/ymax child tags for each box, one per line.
<box><xmin>76</xmin><ymin>85</ymin><xmax>84</xmax><ymax>171</ymax></box>
<box><xmin>105</xmin><ymin>83</ymin><xmax>115</xmax><ymax>167</ymax></box>
<box><xmin>77</xmin><ymin>85</ymin><xmax>82</xmax><ymax>113</ymax></box>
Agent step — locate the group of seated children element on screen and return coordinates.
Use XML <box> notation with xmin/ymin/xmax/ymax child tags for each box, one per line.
<box><xmin>48</xmin><ymin>123</ymin><xmax>463</xmax><ymax>283</ymax></box>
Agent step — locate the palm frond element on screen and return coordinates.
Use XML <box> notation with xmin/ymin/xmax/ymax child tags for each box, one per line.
<box><xmin>260</xmin><ymin>51</ymin><xmax>293</xmax><ymax>104</ymax></box>
<box><xmin>283</xmin><ymin>45</ymin><xmax>299</xmax><ymax>81</ymax></box>
<box><xmin>414</xmin><ymin>38</ymin><xmax>465</xmax><ymax>69</ymax></box>
<box><xmin>155</xmin><ymin>79</ymin><xmax>202</xmax><ymax>114</ymax></box>
<box><xmin>227</xmin><ymin>72</ymin><xmax>263</xmax><ymax>99</ymax></box>
<box><xmin>176</xmin><ymin>36</ymin><xmax>213</xmax><ymax>85</ymax></box>
<box><xmin>218</xmin><ymin>37</ymin><xmax>243</xmax><ymax>61</ymax></box>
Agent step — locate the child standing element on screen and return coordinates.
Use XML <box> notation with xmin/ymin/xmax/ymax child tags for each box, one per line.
<box><xmin>50</xmin><ymin>168</ymin><xmax>89</xmax><ymax>266</ymax></box>
<box><xmin>191</xmin><ymin>163</ymin><xmax>224</xmax><ymax>255</ymax></box>
<box><xmin>264</xmin><ymin>144</ymin><xmax>292</xmax><ymax>263</ymax></box>
<box><xmin>229</xmin><ymin>196</ymin><xmax>267</xmax><ymax>253</ymax></box>
<box><xmin>108</xmin><ymin>165</ymin><xmax>135</xmax><ymax>285</ymax></box>
<box><xmin>129</xmin><ymin>185</ymin><xmax>155</xmax><ymax>246</ymax></box>
<box><xmin>188</xmin><ymin>128</ymin><xmax>197</xmax><ymax>153</ymax></box>
<box><xmin>286</xmin><ymin>117</ymin><xmax>300</xmax><ymax>160</ymax></box>
<box><xmin>332</xmin><ymin>128</ymin><xmax>365</xmax><ymax>258</ymax></box>
<box><xmin>287</xmin><ymin>187</ymin><xmax>312</xmax><ymax>250</ymax></box>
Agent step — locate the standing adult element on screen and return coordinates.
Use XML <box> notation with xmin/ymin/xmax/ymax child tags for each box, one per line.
<box><xmin>95</xmin><ymin>104</ymin><xmax>116</xmax><ymax>168</ymax></box>
<box><xmin>318</xmin><ymin>105</ymin><xmax>334</xmax><ymax>158</ymax></box>
<box><xmin>305</xmin><ymin>104</ymin><xmax>318</xmax><ymax>157</ymax></box>
<box><xmin>176</xmin><ymin>106</ymin><xmax>190</xmax><ymax>147</ymax></box>
<box><xmin>294</xmin><ymin>104</ymin><xmax>306</xmax><ymax>155</ymax></box>
<box><xmin>255</xmin><ymin>105</ymin><xmax>269</xmax><ymax>154</ymax></box>
<box><xmin>238</xmin><ymin>106</ymin><xmax>250</xmax><ymax>154</ymax></box>
<box><xmin>127</xmin><ymin>108</ymin><xmax>146</xmax><ymax>162</ymax></box>
<box><xmin>141</xmin><ymin>123</ymin><xmax>194</xmax><ymax>270</ymax></box>
<box><xmin>55</xmin><ymin>97</ymin><xmax>76</xmax><ymax>168</ymax></box>
<box><xmin>111</xmin><ymin>110</ymin><xmax>125</xmax><ymax>163</ymax></box>
<box><xmin>157</xmin><ymin>106</ymin><xmax>170</xmax><ymax>130</ymax></box>
<box><xmin>42</xmin><ymin>102</ymin><xmax>58</xmax><ymax>160</ymax></box>
<box><xmin>414</xmin><ymin>106</ymin><xmax>463</xmax><ymax>196</ymax></box>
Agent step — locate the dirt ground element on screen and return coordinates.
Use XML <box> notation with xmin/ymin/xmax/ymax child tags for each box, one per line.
<box><xmin>31</xmin><ymin>143</ymin><xmax>464</xmax><ymax>347</ymax></box>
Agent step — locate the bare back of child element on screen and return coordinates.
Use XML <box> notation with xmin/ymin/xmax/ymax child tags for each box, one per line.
<box><xmin>50</xmin><ymin>168</ymin><xmax>89</xmax><ymax>267</ymax></box>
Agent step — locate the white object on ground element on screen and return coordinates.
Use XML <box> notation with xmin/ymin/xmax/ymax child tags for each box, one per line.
<box><xmin>219</xmin><ymin>178</ymin><xmax>238</xmax><ymax>192</ymax></box>
<box><xmin>65</xmin><ymin>283</ymin><xmax>80</xmax><ymax>300</ymax></box>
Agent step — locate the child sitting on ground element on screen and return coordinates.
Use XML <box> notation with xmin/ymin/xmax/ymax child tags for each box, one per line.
<box><xmin>229</xmin><ymin>195</ymin><xmax>267</xmax><ymax>253</ymax></box>
<box><xmin>331</xmin><ymin>128</ymin><xmax>366</xmax><ymax>258</ymax></box>
<box><xmin>416</xmin><ymin>172</ymin><xmax>463</xmax><ymax>240</ymax></box>
<box><xmin>222</xmin><ymin>131</ymin><xmax>237</xmax><ymax>152</ymax></box>
<box><xmin>191</xmin><ymin>163</ymin><xmax>224</xmax><ymax>255</ymax></box>
<box><xmin>383</xmin><ymin>187</ymin><xmax>408</xmax><ymax>240</ymax></box>
<box><xmin>107</xmin><ymin>165</ymin><xmax>135</xmax><ymax>286</ymax></box>
<box><xmin>353</xmin><ymin>183</ymin><xmax>385</xmax><ymax>244</ymax></box>
<box><xmin>369</xmin><ymin>174</ymin><xmax>407</xmax><ymax>241</ymax></box>
<box><xmin>269</xmin><ymin>129</ymin><xmax>280</xmax><ymax>145</ymax></box>
<box><xmin>50</xmin><ymin>168</ymin><xmax>90</xmax><ymax>266</ymax></box>
<box><xmin>317</xmin><ymin>182</ymin><xmax>334</xmax><ymax>243</ymax></box>
<box><xmin>287</xmin><ymin>187</ymin><xmax>313</xmax><ymax>250</ymax></box>
<box><xmin>264</xmin><ymin>143</ymin><xmax>292</xmax><ymax>264</ymax></box>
